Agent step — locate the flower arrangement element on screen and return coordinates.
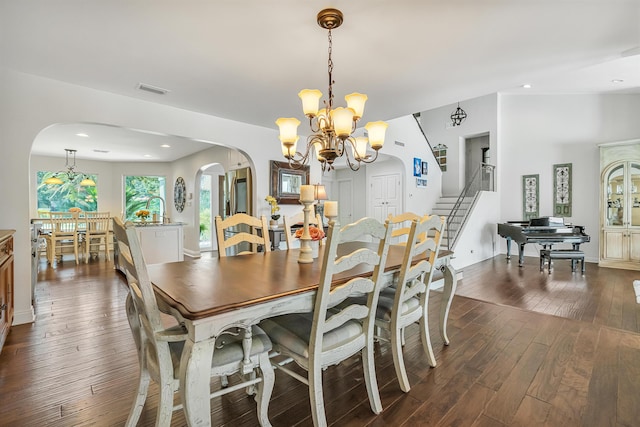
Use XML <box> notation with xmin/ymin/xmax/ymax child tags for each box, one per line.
<box><xmin>68</xmin><ymin>207</ymin><xmax>82</xmax><ymax>213</ymax></box>
<box><xmin>295</xmin><ymin>225</ymin><xmax>325</xmax><ymax>241</ymax></box>
<box><xmin>135</xmin><ymin>209</ymin><xmax>150</xmax><ymax>220</ymax></box>
<box><xmin>265</xmin><ymin>195</ymin><xmax>280</xmax><ymax>220</ymax></box>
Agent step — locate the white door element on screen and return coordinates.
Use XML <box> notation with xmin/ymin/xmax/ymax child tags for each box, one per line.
<box><xmin>370</xmin><ymin>174</ymin><xmax>401</xmax><ymax>222</ymax></box>
<box><xmin>338</xmin><ymin>180</ymin><xmax>353</xmax><ymax>226</ymax></box>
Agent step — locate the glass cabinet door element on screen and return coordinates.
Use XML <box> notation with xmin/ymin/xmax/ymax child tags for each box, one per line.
<box><xmin>631</xmin><ymin>162</ymin><xmax>640</xmax><ymax>227</ymax></box>
<box><xmin>606</xmin><ymin>164</ymin><xmax>625</xmax><ymax>226</ymax></box>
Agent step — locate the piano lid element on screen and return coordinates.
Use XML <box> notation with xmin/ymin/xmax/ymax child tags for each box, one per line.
<box><xmin>529</xmin><ymin>217</ymin><xmax>565</xmax><ymax>227</ymax></box>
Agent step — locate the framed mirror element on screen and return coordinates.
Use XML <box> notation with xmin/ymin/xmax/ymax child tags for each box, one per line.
<box><xmin>270</xmin><ymin>161</ymin><xmax>310</xmax><ymax>204</ymax></box>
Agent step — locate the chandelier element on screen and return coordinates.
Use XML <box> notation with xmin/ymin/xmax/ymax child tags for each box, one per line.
<box><xmin>44</xmin><ymin>149</ymin><xmax>96</xmax><ymax>186</ymax></box>
<box><xmin>450</xmin><ymin>102</ymin><xmax>467</xmax><ymax>126</ymax></box>
<box><xmin>276</xmin><ymin>8</ymin><xmax>388</xmax><ymax>172</ymax></box>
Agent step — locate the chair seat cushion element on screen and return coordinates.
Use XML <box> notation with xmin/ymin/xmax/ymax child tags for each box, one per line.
<box><xmin>376</xmin><ymin>288</ymin><xmax>421</xmax><ymax>321</ymax></box>
<box><xmin>339</xmin><ymin>289</ymin><xmax>421</xmax><ymax>322</ymax></box>
<box><xmin>260</xmin><ymin>313</ymin><xmax>363</xmax><ymax>358</ymax></box>
<box><xmin>167</xmin><ymin>324</ymin><xmax>272</xmax><ymax>375</ymax></box>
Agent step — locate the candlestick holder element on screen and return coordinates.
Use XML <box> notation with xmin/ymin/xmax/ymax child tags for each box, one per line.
<box><xmin>298</xmin><ymin>199</ymin><xmax>314</xmax><ymax>264</ymax></box>
<box><xmin>325</xmin><ymin>214</ymin><xmax>338</xmax><ymax>227</ymax></box>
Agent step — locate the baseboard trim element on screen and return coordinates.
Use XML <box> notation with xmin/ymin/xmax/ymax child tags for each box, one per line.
<box><xmin>13</xmin><ymin>306</ymin><xmax>35</xmax><ymax>325</ymax></box>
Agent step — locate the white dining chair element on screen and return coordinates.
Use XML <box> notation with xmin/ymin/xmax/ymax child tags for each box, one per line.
<box><xmin>113</xmin><ymin>217</ymin><xmax>275</xmax><ymax>427</ymax></box>
<box><xmin>377</xmin><ymin>213</ymin><xmax>446</xmax><ymax>392</ymax></box>
<box><xmin>82</xmin><ymin>211</ymin><xmax>112</xmax><ymax>263</ymax></box>
<box><xmin>215</xmin><ymin>213</ymin><xmax>271</xmax><ymax>257</ymax></box>
<box><xmin>43</xmin><ymin>212</ymin><xmax>80</xmax><ymax>265</ymax></box>
<box><xmin>260</xmin><ymin>217</ymin><xmax>392</xmax><ymax>427</ymax></box>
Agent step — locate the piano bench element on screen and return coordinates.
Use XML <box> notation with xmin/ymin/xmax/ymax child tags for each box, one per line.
<box><xmin>540</xmin><ymin>249</ymin><xmax>585</xmax><ymax>274</ymax></box>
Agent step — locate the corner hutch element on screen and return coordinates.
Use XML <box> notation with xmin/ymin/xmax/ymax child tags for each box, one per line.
<box><xmin>599</xmin><ymin>141</ymin><xmax>640</xmax><ymax>270</ymax></box>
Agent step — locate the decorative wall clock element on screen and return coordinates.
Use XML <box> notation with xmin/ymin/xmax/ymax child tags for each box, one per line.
<box><xmin>174</xmin><ymin>176</ymin><xmax>186</xmax><ymax>212</ymax></box>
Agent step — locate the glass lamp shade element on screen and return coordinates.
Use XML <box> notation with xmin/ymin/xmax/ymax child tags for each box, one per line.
<box><xmin>298</xmin><ymin>89</ymin><xmax>323</xmax><ymax>117</ymax></box>
<box><xmin>44</xmin><ymin>176</ymin><xmax>64</xmax><ymax>185</ymax></box>
<box><xmin>353</xmin><ymin>137</ymin><xmax>369</xmax><ymax>160</ymax></box>
<box><xmin>365</xmin><ymin>121</ymin><xmax>388</xmax><ymax>149</ymax></box>
<box><xmin>276</xmin><ymin>117</ymin><xmax>301</xmax><ymax>143</ymax></box>
<box><xmin>331</xmin><ymin>107</ymin><xmax>355</xmax><ymax>138</ymax></box>
<box><xmin>80</xmin><ymin>177</ymin><xmax>96</xmax><ymax>186</ymax></box>
<box><xmin>345</xmin><ymin>93</ymin><xmax>367</xmax><ymax>120</ymax></box>
<box><xmin>281</xmin><ymin>137</ymin><xmax>299</xmax><ymax>158</ymax></box>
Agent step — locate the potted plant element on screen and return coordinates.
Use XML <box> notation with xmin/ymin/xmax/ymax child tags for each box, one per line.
<box><xmin>265</xmin><ymin>195</ymin><xmax>280</xmax><ymax>227</ymax></box>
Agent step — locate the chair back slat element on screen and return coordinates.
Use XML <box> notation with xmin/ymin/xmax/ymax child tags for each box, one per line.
<box><xmin>312</xmin><ymin>217</ymin><xmax>392</xmax><ymax>348</ymax></box>
<box><xmin>393</xmin><ymin>214</ymin><xmax>446</xmax><ymax>310</ymax></box>
<box><xmin>215</xmin><ymin>213</ymin><xmax>271</xmax><ymax>257</ymax></box>
<box><xmin>112</xmin><ymin>218</ymin><xmax>164</xmax><ymax>332</ymax></box>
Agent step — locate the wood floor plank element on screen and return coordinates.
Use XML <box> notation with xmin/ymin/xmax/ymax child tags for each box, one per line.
<box><xmin>2</xmin><ymin>255</ymin><xmax>640</xmax><ymax>426</ymax></box>
<box><xmin>581</xmin><ymin>327</ymin><xmax>620</xmax><ymax>427</ymax></box>
<box><xmin>483</xmin><ymin>342</ymin><xmax>549</xmax><ymax>424</ymax></box>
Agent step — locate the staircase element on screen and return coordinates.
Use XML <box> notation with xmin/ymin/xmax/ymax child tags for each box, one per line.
<box><xmin>432</xmin><ymin>196</ymin><xmax>474</xmax><ymax>249</ymax></box>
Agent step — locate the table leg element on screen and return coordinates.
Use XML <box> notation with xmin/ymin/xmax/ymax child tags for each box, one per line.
<box><xmin>439</xmin><ymin>261</ymin><xmax>457</xmax><ymax>345</ymax></box>
<box><xmin>180</xmin><ymin>338</ymin><xmax>215</xmax><ymax>427</ymax></box>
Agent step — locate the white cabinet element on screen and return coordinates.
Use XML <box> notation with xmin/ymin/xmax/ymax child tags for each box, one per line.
<box><xmin>135</xmin><ymin>224</ymin><xmax>184</xmax><ymax>265</ymax></box>
<box><xmin>600</xmin><ymin>156</ymin><xmax>640</xmax><ymax>270</ymax></box>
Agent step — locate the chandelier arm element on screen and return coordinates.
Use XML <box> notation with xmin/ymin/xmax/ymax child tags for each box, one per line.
<box><xmin>341</xmin><ymin>138</ymin><xmax>361</xmax><ymax>171</ymax></box>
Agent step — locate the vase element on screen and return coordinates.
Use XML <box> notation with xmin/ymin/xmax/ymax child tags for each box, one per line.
<box><xmin>310</xmin><ymin>240</ymin><xmax>319</xmax><ymax>258</ymax></box>
<box><xmin>270</xmin><ymin>219</ymin><xmax>277</xmax><ymax>228</ymax></box>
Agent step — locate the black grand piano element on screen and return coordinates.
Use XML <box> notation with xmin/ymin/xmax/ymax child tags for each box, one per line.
<box><xmin>497</xmin><ymin>217</ymin><xmax>590</xmax><ymax>266</ymax></box>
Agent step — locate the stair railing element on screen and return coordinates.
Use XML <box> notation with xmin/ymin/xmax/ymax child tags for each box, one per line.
<box><xmin>446</xmin><ymin>163</ymin><xmax>495</xmax><ymax>249</ymax></box>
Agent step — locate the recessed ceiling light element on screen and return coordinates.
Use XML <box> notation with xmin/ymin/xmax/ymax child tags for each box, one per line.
<box><xmin>611</xmin><ymin>79</ymin><xmax>624</xmax><ymax>83</ymax></box>
<box><xmin>522</xmin><ymin>84</ymin><xmax>532</xmax><ymax>89</ymax></box>
<box><xmin>143</xmin><ymin>154</ymin><xmax>152</xmax><ymax>158</ymax></box>
<box><xmin>76</xmin><ymin>133</ymin><xmax>89</xmax><ymax>137</ymax></box>
<box><xmin>93</xmin><ymin>149</ymin><xmax>109</xmax><ymax>154</ymax></box>
<box><xmin>161</xmin><ymin>144</ymin><xmax>171</xmax><ymax>148</ymax></box>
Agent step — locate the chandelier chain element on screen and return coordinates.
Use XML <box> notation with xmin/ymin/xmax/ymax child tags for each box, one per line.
<box><xmin>327</xmin><ymin>28</ymin><xmax>334</xmax><ymax>112</ymax></box>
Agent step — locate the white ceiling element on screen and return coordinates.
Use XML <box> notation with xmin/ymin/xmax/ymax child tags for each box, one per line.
<box><xmin>2</xmin><ymin>1</ymin><xmax>639</xmax><ymax>162</ymax></box>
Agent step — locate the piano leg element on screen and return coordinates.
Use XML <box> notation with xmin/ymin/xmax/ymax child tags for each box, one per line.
<box><xmin>505</xmin><ymin>237</ymin><xmax>512</xmax><ymax>262</ymax></box>
<box><xmin>518</xmin><ymin>243</ymin><xmax>525</xmax><ymax>267</ymax></box>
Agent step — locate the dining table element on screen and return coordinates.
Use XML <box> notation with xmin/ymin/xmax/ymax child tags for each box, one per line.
<box><xmin>148</xmin><ymin>243</ymin><xmax>456</xmax><ymax>427</ymax></box>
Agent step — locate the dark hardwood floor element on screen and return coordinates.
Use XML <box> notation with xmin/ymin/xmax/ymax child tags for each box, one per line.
<box><xmin>1</xmin><ymin>254</ymin><xmax>639</xmax><ymax>426</ymax></box>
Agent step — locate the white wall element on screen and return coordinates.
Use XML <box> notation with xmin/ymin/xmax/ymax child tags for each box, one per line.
<box><xmin>420</xmin><ymin>94</ymin><xmax>498</xmax><ymax>196</ymax></box>
<box><xmin>0</xmin><ymin>68</ymin><xmax>442</xmax><ymax>325</ymax></box>
<box><xmin>498</xmin><ymin>94</ymin><xmax>640</xmax><ymax>262</ymax></box>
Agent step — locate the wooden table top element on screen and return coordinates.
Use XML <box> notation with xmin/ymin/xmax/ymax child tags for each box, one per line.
<box><xmin>148</xmin><ymin>243</ymin><xmax>452</xmax><ymax>321</ymax></box>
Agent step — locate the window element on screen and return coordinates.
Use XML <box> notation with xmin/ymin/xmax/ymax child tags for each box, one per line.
<box><xmin>36</xmin><ymin>171</ymin><xmax>98</xmax><ymax>213</ymax></box>
<box><xmin>124</xmin><ymin>176</ymin><xmax>166</xmax><ymax>221</ymax></box>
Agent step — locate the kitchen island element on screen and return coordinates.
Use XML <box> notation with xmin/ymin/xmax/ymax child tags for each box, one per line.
<box><xmin>114</xmin><ymin>222</ymin><xmax>185</xmax><ymax>271</ymax></box>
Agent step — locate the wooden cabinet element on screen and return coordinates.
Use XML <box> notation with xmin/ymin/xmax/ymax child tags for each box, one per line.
<box><xmin>600</xmin><ymin>144</ymin><xmax>640</xmax><ymax>270</ymax></box>
<box><xmin>0</xmin><ymin>230</ymin><xmax>15</xmax><ymax>353</ymax></box>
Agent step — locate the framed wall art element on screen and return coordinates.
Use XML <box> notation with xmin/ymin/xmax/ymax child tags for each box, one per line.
<box><xmin>522</xmin><ymin>174</ymin><xmax>539</xmax><ymax>221</ymax></box>
<box><xmin>553</xmin><ymin>163</ymin><xmax>572</xmax><ymax>217</ymax></box>
<box><xmin>413</xmin><ymin>158</ymin><xmax>422</xmax><ymax>177</ymax></box>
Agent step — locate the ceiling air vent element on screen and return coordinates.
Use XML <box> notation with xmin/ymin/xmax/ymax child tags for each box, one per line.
<box><xmin>136</xmin><ymin>83</ymin><xmax>170</xmax><ymax>95</ymax></box>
